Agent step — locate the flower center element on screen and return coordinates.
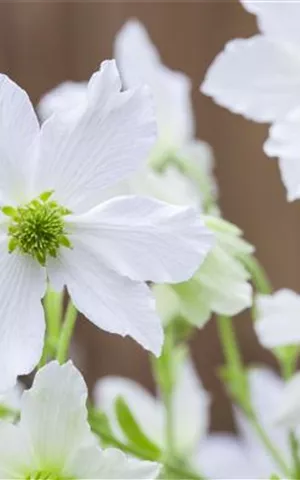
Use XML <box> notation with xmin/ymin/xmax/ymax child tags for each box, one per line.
<box><xmin>2</xmin><ymin>191</ymin><xmax>72</xmax><ymax>266</ymax></box>
<box><xmin>26</xmin><ymin>472</ymin><xmax>74</xmax><ymax>480</ymax></box>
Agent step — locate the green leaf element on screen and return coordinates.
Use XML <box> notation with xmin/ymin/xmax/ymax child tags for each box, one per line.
<box><xmin>114</xmin><ymin>396</ymin><xmax>161</xmax><ymax>459</ymax></box>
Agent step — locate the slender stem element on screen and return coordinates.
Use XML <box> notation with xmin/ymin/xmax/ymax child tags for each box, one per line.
<box><xmin>217</xmin><ymin>315</ymin><xmax>243</xmax><ymax>373</ymax></box>
<box><xmin>44</xmin><ymin>288</ymin><xmax>64</xmax><ymax>342</ymax></box>
<box><xmin>39</xmin><ymin>288</ymin><xmax>65</xmax><ymax>368</ymax></box>
<box><xmin>249</xmin><ymin>418</ymin><xmax>290</xmax><ymax>477</ymax></box>
<box><xmin>216</xmin><ymin>315</ymin><xmax>291</xmax><ymax>477</ymax></box>
<box><xmin>289</xmin><ymin>431</ymin><xmax>300</xmax><ymax>479</ymax></box>
<box><xmin>151</xmin><ymin>327</ymin><xmax>176</xmax><ymax>458</ymax></box>
<box><xmin>242</xmin><ymin>255</ymin><xmax>272</xmax><ymax>295</ymax></box>
<box><xmin>56</xmin><ymin>299</ymin><xmax>77</xmax><ymax>364</ymax></box>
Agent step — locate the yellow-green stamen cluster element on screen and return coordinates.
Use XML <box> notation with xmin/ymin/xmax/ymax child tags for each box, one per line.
<box><xmin>3</xmin><ymin>191</ymin><xmax>72</xmax><ymax>266</ymax></box>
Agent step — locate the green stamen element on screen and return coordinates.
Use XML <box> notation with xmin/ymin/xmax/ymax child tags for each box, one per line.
<box><xmin>26</xmin><ymin>472</ymin><xmax>75</xmax><ymax>480</ymax></box>
<box><xmin>3</xmin><ymin>191</ymin><xmax>72</xmax><ymax>266</ymax></box>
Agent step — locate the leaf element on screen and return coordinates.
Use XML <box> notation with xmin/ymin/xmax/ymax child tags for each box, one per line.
<box><xmin>115</xmin><ymin>396</ymin><xmax>161</xmax><ymax>459</ymax></box>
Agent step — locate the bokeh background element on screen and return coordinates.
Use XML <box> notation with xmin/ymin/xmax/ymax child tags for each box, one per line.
<box><xmin>2</xmin><ymin>0</ymin><xmax>299</xmax><ymax>431</ymax></box>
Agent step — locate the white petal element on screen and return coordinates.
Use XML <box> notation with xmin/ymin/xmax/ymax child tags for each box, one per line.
<box><xmin>264</xmin><ymin>107</ymin><xmax>300</xmax><ymax>201</ymax></box>
<box><xmin>172</xmin><ymin>357</ymin><xmax>210</xmax><ymax>455</ymax></box>
<box><xmin>0</xmin><ymin>239</ymin><xmax>46</xmax><ymax>392</ymax></box>
<box><xmin>0</xmin><ymin>75</ymin><xmax>39</xmax><ymax>205</ymax></box>
<box><xmin>115</xmin><ymin>20</ymin><xmax>194</xmax><ymax>149</ymax></box>
<box><xmin>274</xmin><ymin>372</ymin><xmax>300</xmax><ymax>428</ymax></box>
<box><xmin>241</xmin><ymin>0</ymin><xmax>300</xmax><ymax>44</ymax></box>
<box><xmin>201</xmin><ymin>35</ymin><xmax>300</xmax><ymax>123</ymax></box>
<box><xmin>0</xmin><ymin>382</ymin><xmax>23</xmax><ymax>413</ymax></box>
<box><xmin>20</xmin><ymin>361</ymin><xmax>95</xmax><ymax>472</ymax></box>
<box><xmin>35</xmin><ymin>60</ymin><xmax>156</xmax><ymax>212</ymax></box>
<box><xmin>47</xmin><ymin>240</ymin><xmax>163</xmax><ymax>356</ymax></box>
<box><xmin>68</xmin><ymin>447</ymin><xmax>160</xmax><ymax>479</ymax></box>
<box><xmin>94</xmin><ymin>377</ymin><xmax>164</xmax><ymax>448</ymax></box>
<box><xmin>38</xmin><ymin>81</ymin><xmax>87</xmax><ymax>121</ymax></box>
<box><xmin>255</xmin><ymin>289</ymin><xmax>300</xmax><ymax>348</ymax></box>
<box><xmin>198</xmin><ymin>434</ymin><xmax>257</xmax><ymax>479</ymax></box>
<box><xmin>0</xmin><ymin>423</ymin><xmax>32</xmax><ymax>478</ymax></box>
<box><xmin>68</xmin><ymin>196</ymin><xmax>214</xmax><ymax>284</ymax></box>
<box><xmin>128</xmin><ymin>166</ymin><xmax>200</xmax><ymax>207</ymax></box>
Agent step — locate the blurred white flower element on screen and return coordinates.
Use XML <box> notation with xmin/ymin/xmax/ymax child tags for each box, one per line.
<box><xmin>255</xmin><ymin>289</ymin><xmax>300</xmax><ymax>349</ymax></box>
<box><xmin>39</xmin><ymin>20</ymin><xmax>217</xmax><ymax>212</ymax></box>
<box><xmin>201</xmin><ymin>1</ymin><xmax>300</xmax><ymax>201</ymax></box>
<box><xmin>197</xmin><ymin>368</ymin><xmax>291</xmax><ymax>479</ymax></box>
<box><xmin>0</xmin><ymin>361</ymin><xmax>160</xmax><ymax>479</ymax></box>
<box><xmin>0</xmin><ymin>61</ymin><xmax>214</xmax><ymax>391</ymax></box>
<box><xmin>154</xmin><ymin>216</ymin><xmax>253</xmax><ymax>327</ymax></box>
<box><xmin>94</xmin><ymin>355</ymin><xmax>210</xmax><ymax>459</ymax></box>
<box><xmin>114</xmin><ymin>19</ymin><xmax>194</xmax><ymax>157</ymax></box>
<box><xmin>275</xmin><ymin>372</ymin><xmax>300</xmax><ymax>429</ymax></box>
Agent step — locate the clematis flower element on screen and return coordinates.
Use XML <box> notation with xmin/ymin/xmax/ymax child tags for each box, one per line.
<box><xmin>197</xmin><ymin>368</ymin><xmax>291</xmax><ymax>479</ymax></box>
<box><xmin>0</xmin><ymin>361</ymin><xmax>160</xmax><ymax>479</ymax></box>
<box><xmin>154</xmin><ymin>216</ymin><xmax>253</xmax><ymax>327</ymax></box>
<box><xmin>255</xmin><ymin>289</ymin><xmax>300</xmax><ymax>349</ymax></box>
<box><xmin>0</xmin><ymin>60</ymin><xmax>214</xmax><ymax>392</ymax></box>
<box><xmin>39</xmin><ymin>20</ymin><xmax>217</xmax><ymax>212</ymax></box>
<box><xmin>94</xmin><ymin>355</ymin><xmax>210</xmax><ymax>459</ymax></box>
<box><xmin>114</xmin><ymin>19</ymin><xmax>195</xmax><ymax>159</ymax></box>
<box><xmin>201</xmin><ymin>1</ymin><xmax>300</xmax><ymax>201</ymax></box>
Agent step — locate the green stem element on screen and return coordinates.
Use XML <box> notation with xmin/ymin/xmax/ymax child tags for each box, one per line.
<box><xmin>217</xmin><ymin>315</ymin><xmax>243</xmax><ymax>373</ymax></box>
<box><xmin>39</xmin><ymin>288</ymin><xmax>65</xmax><ymax>368</ymax></box>
<box><xmin>151</xmin><ymin>327</ymin><xmax>176</xmax><ymax>458</ymax></box>
<box><xmin>216</xmin><ymin>315</ymin><xmax>291</xmax><ymax>477</ymax></box>
<box><xmin>242</xmin><ymin>255</ymin><xmax>272</xmax><ymax>295</ymax></box>
<box><xmin>289</xmin><ymin>431</ymin><xmax>300</xmax><ymax>479</ymax></box>
<box><xmin>249</xmin><ymin>418</ymin><xmax>290</xmax><ymax>477</ymax></box>
<box><xmin>56</xmin><ymin>299</ymin><xmax>77</xmax><ymax>364</ymax></box>
<box><xmin>44</xmin><ymin>287</ymin><xmax>64</xmax><ymax>342</ymax></box>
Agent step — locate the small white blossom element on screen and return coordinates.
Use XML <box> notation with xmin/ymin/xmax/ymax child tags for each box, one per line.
<box><xmin>0</xmin><ymin>361</ymin><xmax>160</xmax><ymax>479</ymax></box>
<box><xmin>201</xmin><ymin>1</ymin><xmax>300</xmax><ymax>201</ymax></box>
<box><xmin>94</xmin><ymin>356</ymin><xmax>210</xmax><ymax>458</ymax></box>
<box><xmin>255</xmin><ymin>289</ymin><xmax>300</xmax><ymax>349</ymax></box>
<box><xmin>0</xmin><ymin>61</ymin><xmax>214</xmax><ymax>391</ymax></box>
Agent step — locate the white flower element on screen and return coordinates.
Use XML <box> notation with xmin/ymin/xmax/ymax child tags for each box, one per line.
<box><xmin>94</xmin><ymin>355</ymin><xmax>210</xmax><ymax>458</ymax></box>
<box><xmin>0</xmin><ymin>60</ymin><xmax>214</xmax><ymax>391</ymax></box>
<box><xmin>201</xmin><ymin>1</ymin><xmax>300</xmax><ymax>201</ymax></box>
<box><xmin>255</xmin><ymin>289</ymin><xmax>300</xmax><ymax>349</ymax></box>
<box><xmin>114</xmin><ymin>19</ymin><xmax>194</xmax><ymax>156</ymax></box>
<box><xmin>274</xmin><ymin>372</ymin><xmax>300</xmax><ymax>429</ymax></box>
<box><xmin>154</xmin><ymin>216</ymin><xmax>253</xmax><ymax>327</ymax></box>
<box><xmin>0</xmin><ymin>361</ymin><xmax>160</xmax><ymax>479</ymax></box>
<box><xmin>197</xmin><ymin>368</ymin><xmax>291</xmax><ymax>479</ymax></box>
<box><xmin>38</xmin><ymin>21</ymin><xmax>217</xmax><ymax>212</ymax></box>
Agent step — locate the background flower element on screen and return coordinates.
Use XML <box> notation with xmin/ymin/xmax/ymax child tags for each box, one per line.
<box><xmin>0</xmin><ymin>361</ymin><xmax>160</xmax><ymax>479</ymax></box>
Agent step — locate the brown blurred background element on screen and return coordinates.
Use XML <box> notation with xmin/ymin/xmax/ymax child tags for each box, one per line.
<box><xmin>2</xmin><ymin>1</ymin><xmax>300</xmax><ymax>431</ymax></box>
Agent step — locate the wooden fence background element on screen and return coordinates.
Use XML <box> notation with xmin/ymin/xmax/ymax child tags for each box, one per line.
<box><xmin>1</xmin><ymin>0</ymin><xmax>299</xmax><ymax>431</ymax></box>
